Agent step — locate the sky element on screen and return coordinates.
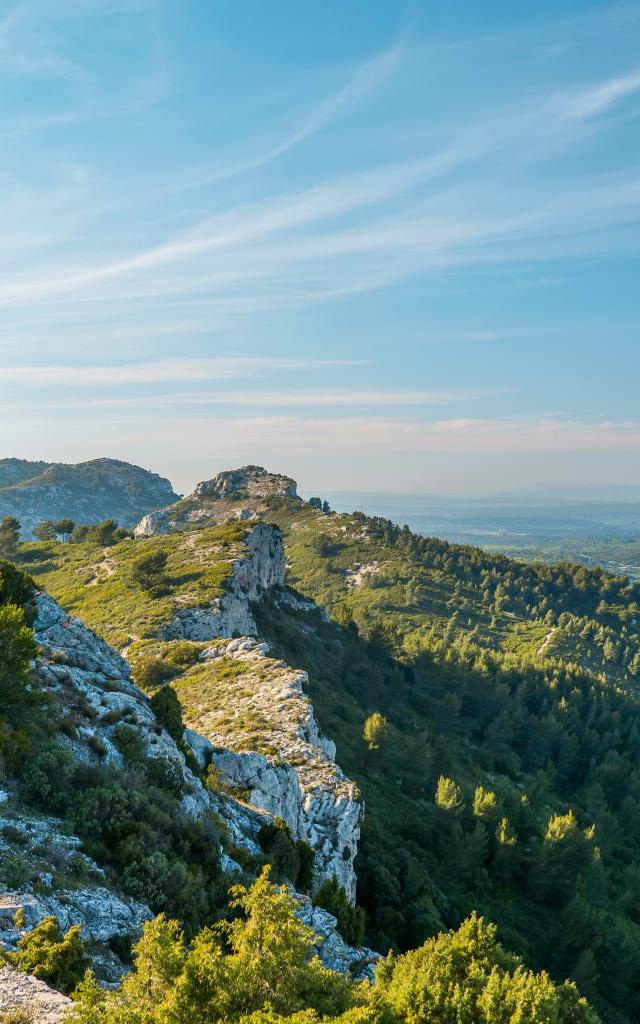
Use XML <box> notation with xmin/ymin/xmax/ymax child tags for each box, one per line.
<box><xmin>1</xmin><ymin>0</ymin><xmax>639</xmax><ymax>496</ymax></box>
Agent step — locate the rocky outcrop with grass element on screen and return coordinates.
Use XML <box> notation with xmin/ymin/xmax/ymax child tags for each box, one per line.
<box><xmin>179</xmin><ymin>635</ymin><xmax>361</xmax><ymax>898</ymax></box>
<box><xmin>162</xmin><ymin>522</ymin><xmax>285</xmax><ymax>640</ymax></box>
<box><xmin>0</xmin><ymin>963</ymin><xmax>71</xmax><ymax>1022</ymax></box>
<box><xmin>134</xmin><ymin>465</ymin><xmax>298</xmax><ymax>536</ymax></box>
<box><xmin>0</xmin><ymin>584</ymin><xmax>371</xmax><ymax>987</ymax></box>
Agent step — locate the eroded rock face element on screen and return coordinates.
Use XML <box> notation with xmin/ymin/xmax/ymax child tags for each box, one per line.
<box><xmin>182</xmin><ymin>635</ymin><xmax>362</xmax><ymax>899</ymax></box>
<box><xmin>33</xmin><ymin>594</ymin><xmax>210</xmax><ymax>819</ymax></box>
<box><xmin>134</xmin><ymin>465</ymin><xmax>298</xmax><ymax>536</ymax></box>
<box><xmin>1</xmin><ymin>524</ymin><xmax>373</xmax><ymax>990</ymax></box>
<box><xmin>0</xmin><ymin>964</ymin><xmax>71</xmax><ymax>1023</ymax></box>
<box><xmin>0</xmin><ymin>888</ymin><xmax>152</xmax><ymax>951</ymax></box>
<box><xmin>295</xmin><ymin>897</ymin><xmax>381</xmax><ymax>982</ymax></box>
<box><xmin>162</xmin><ymin>523</ymin><xmax>285</xmax><ymax>640</ymax></box>
<box><xmin>138</xmin><ymin>521</ymin><xmax>361</xmax><ymax>899</ymax></box>
<box><xmin>193</xmin><ymin>466</ymin><xmax>298</xmax><ymax>501</ymax></box>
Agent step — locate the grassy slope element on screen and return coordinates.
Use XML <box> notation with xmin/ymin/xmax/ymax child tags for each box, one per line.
<box><xmin>18</xmin><ymin>522</ymin><xmax>249</xmax><ymax>648</ymax></box>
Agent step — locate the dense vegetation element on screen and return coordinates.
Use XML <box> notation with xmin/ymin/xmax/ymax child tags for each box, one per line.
<box><xmin>249</xmin><ymin>501</ymin><xmax>640</xmax><ymax>1024</ymax></box>
<box><xmin>65</xmin><ymin>869</ymin><xmax>596</xmax><ymax>1024</ymax></box>
<box><xmin>0</xmin><ymin>560</ymin><xmax>229</xmax><ymax>938</ymax></box>
<box><xmin>0</xmin><ymin>559</ymin><xmax>40</xmax><ymax>773</ymax></box>
<box><xmin>264</xmin><ymin>501</ymin><xmax>640</xmax><ymax>684</ymax></box>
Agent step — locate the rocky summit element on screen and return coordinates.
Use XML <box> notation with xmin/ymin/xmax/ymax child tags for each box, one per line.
<box><xmin>135</xmin><ymin>464</ymin><xmax>299</xmax><ymax>535</ymax></box>
<box><xmin>0</xmin><ymin>457</ymin><xmax>179</xmax><ymax>537</ymax></box>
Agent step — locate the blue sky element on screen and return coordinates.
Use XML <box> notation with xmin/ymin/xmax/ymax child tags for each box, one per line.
<box><xmin>1</xmin><ymin>0</ymin><xmax>639</xmax><ymax>495</ymax></box>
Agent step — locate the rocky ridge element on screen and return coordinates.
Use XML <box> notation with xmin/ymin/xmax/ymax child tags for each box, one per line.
<box><xmin>132</xmin><ymin>489</ymin><xmax>362</xmax><ymax>898</ymax></box>
<box><xmin>0</xmin><ymin>458</ymin><xmax>180</xmax><ymax>538</ymax></box>
<box><xmin>162</xmin><ymin>522</ymin><xmax>286</xmax><ymax>640</ymax></box>
<box><xmin>179</xmin><ymin>634</ymin><xmax>360</xmax><ymax>897</ymax></box>
<box><xmin>1</xmin><ymin>522</ymin><xmax>377</xmax><ymax>997</ymax></box>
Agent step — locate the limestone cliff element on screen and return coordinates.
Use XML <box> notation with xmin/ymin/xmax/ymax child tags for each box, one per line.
<box><xmin>162</xmin><ymin>522</ymin><xmax>286</xmax><ymax>639</ymax></box>
<box><xmin>180</xmin><ymin>635</ymin><xmax>361</xmax><ymax>898</ymax></box>
<box><xmin>132</xmin><ymin>514</ymin><xmax>362</xmax><ymax>899</ymax></box>
<box><xmin>0</xmin><ymin>586</ymin><xmax>376</xmax><ymax>986</ymax></box>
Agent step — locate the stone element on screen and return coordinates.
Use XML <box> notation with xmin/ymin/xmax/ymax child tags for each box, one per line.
<box><xmin>0</xmin><ymin>964</ymin><xmax>71</xmax><ymax>1023</ymax></box>
<box><xmin>134</xmin><ymin>466</ymin><xmax>298</xmax><ymax>537</ymax></box>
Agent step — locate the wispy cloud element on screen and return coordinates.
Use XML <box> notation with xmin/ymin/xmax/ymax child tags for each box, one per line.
<box><xmin>132</xmin><ymin>415</ymin><xmax>640</xmax><ymax>456</ymax></box>
<box><xmin>0</xmin><ymin>2</ymin><xmax>639</xmax><ymax>494</ymax></box>
<box><xmin>560</xmin><ymin>67</ymin><xmax>640</xmax><ymax>120</ymax></box>
<box><xmin>177</xmin><ymin>42</ymin><xmax>403</xmax><ymax>191</ymax></box>
<box><xmin>0</xmin><ymin>357</ymin><xmax>361</xmax><ymax>388</ymax></box>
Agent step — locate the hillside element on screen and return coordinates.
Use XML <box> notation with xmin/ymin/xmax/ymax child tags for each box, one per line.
<box><xmin>130</xmin><ymin>467</ymin><xmax>640</xmax><ymax>686</ymax></box>
<box><xmin>11</xmin><ymin>464</ymin><xmax>640</xmax><ymax>1022</ymax></box>
<box><xmin>0</xmin><ymin>458</ymin><xmax>180</xmax><ymax>537</ymax></box>
<box><xmin>0</xmin><ymin>542</ymin><xmax>379</xmax><ymax>1015</ymax></box>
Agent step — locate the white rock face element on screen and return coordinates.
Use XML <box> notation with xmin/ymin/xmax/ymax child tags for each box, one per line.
<box><xmin>162</xmin><ymin>523</ymin><xmax>285</xmax><ymax>640</ymax></box>
<box><xmin>33</xmin><ymin>594</ymin><xmax>210</xmax><ymax>819</ymax></box>
<box><xmin>193</xmin><ymin>466</ymin><xmax>298</xmax><ymax>501</ymax></box>
<box><xmin>0</xmin><ymin>964</ymin><xmax>71</xmax><ymax>1023</ymax></box>
<box><xmin>4</xmin><ymin>517</ymin><xmax>374</xmax><ymax>986</ymax></box>
<box><xmin>134</xmin><ymin>465</ymin><xmax>298</xmax><ymax>536</ymax></box>
<box><xmin>145</xmin><ymin>522</ymin><xmax>361</xmax><ymax>899</ymax></box>
<box><xmin>0</xmin><ymin>889</ymin><xmax>152</xmax><ymax>950</ymax></box>
<box><xmin>185</xmin><ymin>635</ymin><xmax>362</xmax><ymax>899</ymax></box>
<box><xmin>295</xmin><ymin>896</ymin><xmax>381</xmax><ymax>982</ymax></box>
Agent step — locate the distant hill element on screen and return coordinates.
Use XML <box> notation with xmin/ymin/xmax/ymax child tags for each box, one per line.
<box><xmin>0</xmin><ymin>457</ymin><xmax>180</xmax><ymax>536</ymax></box>
<box><xmin>0</xmin><ymin>458</ymin><xmax>51</xmax><ymax>487</ymax></box>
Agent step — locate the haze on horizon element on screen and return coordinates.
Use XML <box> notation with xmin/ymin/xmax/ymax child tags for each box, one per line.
<box><xmin>1</xmin><ymin>0</ymin><xmax>639</xmax><ymax>496</ymax></box>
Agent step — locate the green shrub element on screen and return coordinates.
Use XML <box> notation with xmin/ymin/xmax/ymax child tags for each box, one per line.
<box><xmin>113</xmin><ymin>724</ymin><xmax>146</xmax><ymax>763</ymax></box>
<box><xmin>134</xmin><ymin>656</ymin><xmax>177</xmax><ymax>690</ymax></box>
<box><xmin>0</xmin><ymin>561</ymin><xmax>34</xmax><ymax>612</ymax></box>
<box><xmin>312</xmin><ymin>877</ymin><xmax>365</xmax><ymax>947</ymax></box>
<box><xmin>0</xmin><ymin>853</ymin><xmax>32</xmax><ymax>888</ymax></box>
<box><xmin>150</xmin><ymin>685</ymin><xmax>184</xmax><ymax>742</ymax></box>
<box><xmin>22</xmin><ymin>743</ymin><xmax>77</xmax><ymax>814</ymax></box>
<box><xmin>11</xmin><ymin>915</ymin><xmax>88</xmax><ymax>995</ymax></box>
<box><xmin>375</xmin><ymin>912</ymin><xmax>598</xmax><ymax>1024</ymax></box>
<box><xmin>144</xmin><ymin>755</ymin><xmax>184</xmax><ymax>797</ymax></box>
<box><xmin>130</xmin><ymin>551</ymin><xmax>169</xmax><ymax>594</ymax></box>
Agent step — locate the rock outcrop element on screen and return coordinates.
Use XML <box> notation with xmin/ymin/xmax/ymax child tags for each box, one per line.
<box><xmin>296</xmin><ymin>897</ymin><xmax>380</xmax><ymax>981</ymax></box>
<box><xmin>0</xmin><ymin>964</ymin><xmax>71</xmax><ymax>1023</ymax></box>
<box><xmin>181</xmin><ymin>635</ymin><xmax>361</xmax><ymax>898</ymax></box>
<box><xmin>134</xmin><ymin>518</ymin><xmax>362</xmax><ymax>898</ymax></box>
<box><xmin>33</xmin><ymin>594</ymin><xmax>209</xmax><ymax>818</ymax></box>
<box><xmin>135</xmin><ymin>465</ymin><xmax>298</xmax><ymax>536</ymax></box>
<box><xmin>0</xmin><ymin>885</ymin><xmax>152</xmax><ymax>959</ymax></box>
<box><xmin>1</xmin><ymin>584</ymin><xmax>371</xmax><ymax>986</ymax></box>
<box><xmin>0</xmin><ymin>457</ymin><xmax>179</xmax><ymax>538</ymax></box>
<box><xmin>193</xmin><ymin>466</ymin><xmax>298</xmax><ymax>501</ymax></box>
<box><xmin>162</xmin><ymin>523</ymin><xmax>285</xmax><ymax>640</ymax></box>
